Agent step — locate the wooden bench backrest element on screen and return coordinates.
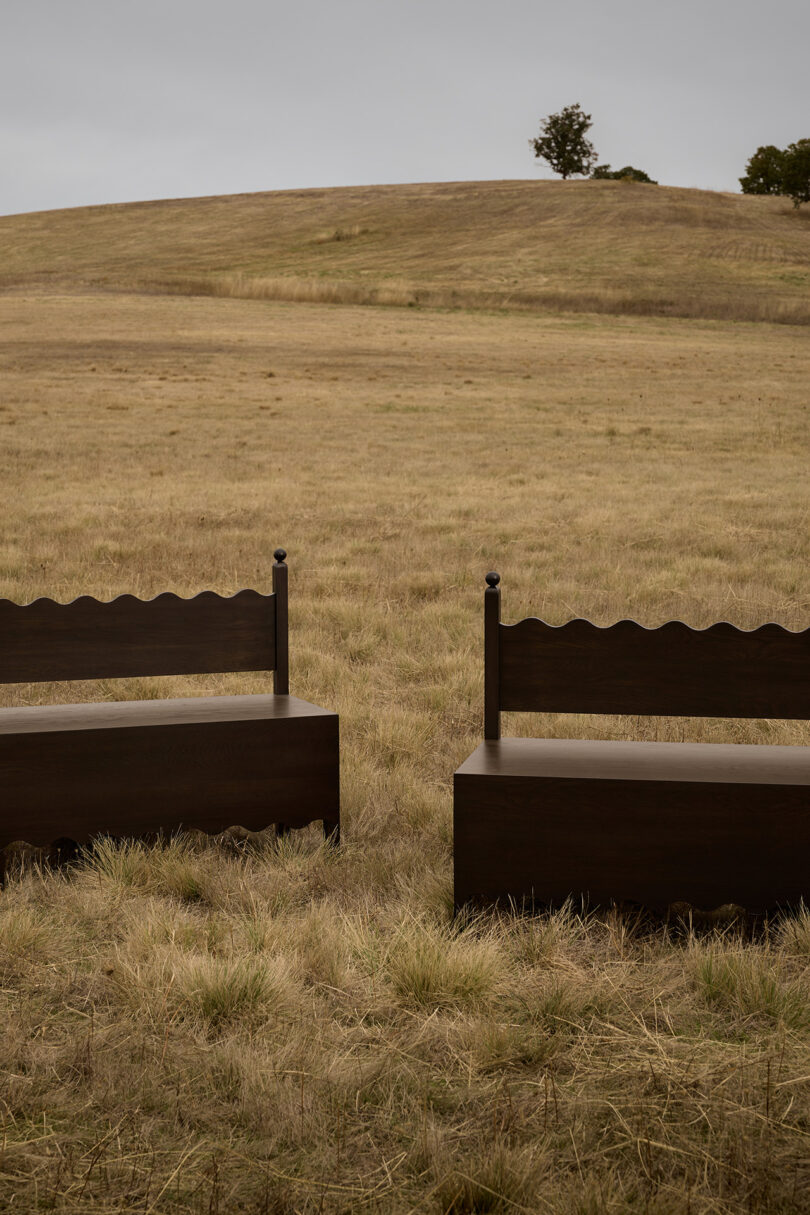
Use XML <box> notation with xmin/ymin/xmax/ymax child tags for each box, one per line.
<box><xmin>0</xmin><ymin>550</ymin><xmax>289</xmax><ymax>693</ymax></box>
<box><xmin>484</xmin><ymin>573</ymin><xmax>809</xmax><ymax>738</ymax></box>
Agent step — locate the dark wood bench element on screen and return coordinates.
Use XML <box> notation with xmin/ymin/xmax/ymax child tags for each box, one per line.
<box><xmin>454</xmin><ymin>572</ymin><xmax>810</xmax><ymax>914</ymax></box>
<box><xmin>0</xmin><ymin>549</ymin><xmax>339</xmax><ymax>872</ymax></box>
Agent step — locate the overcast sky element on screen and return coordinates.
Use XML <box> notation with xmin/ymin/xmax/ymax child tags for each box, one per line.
<box><xmin>2</xmin><ymin>0</ymin><xmax>808</xmax><ymax>216</ymax></box>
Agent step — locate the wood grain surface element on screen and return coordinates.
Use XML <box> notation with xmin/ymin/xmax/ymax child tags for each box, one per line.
<box><xmin>499</xmin><ymin>617</ymin><xmax>810</xmax><ymax>719</ymax></box>
<box><xmin>0</xmin><ymin>590</ymin><xmax>277</xmax><ymax>682</ymax></box>
<box><xmin>0</xmin><ymin>693</ymin><xmax>332</xmax><ymax>735</ymax></box>
<box><xmin>456</xmin><ymin>737</ymin><xmax>810</xmax><ymax>786</ymax></box>
<box><xmin>454</xmin><ymin>760</ymin><xmax>810</xmax><ymax>911</ymax></box>
<box><xmin>1</xmin><ymin>700</ymin><xmax>339</xmax><ymax>848</ymax></box>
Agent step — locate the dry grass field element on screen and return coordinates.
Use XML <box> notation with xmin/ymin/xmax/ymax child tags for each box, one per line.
<box><xmin>2</xmin><ymin>178</ymin><xmax>810</xmax><ymax>325</ymax></box>
<box><xmin>1</xmin><ymin>181</ymin><xmax>810</xmax><ymax>1212</ymax></box>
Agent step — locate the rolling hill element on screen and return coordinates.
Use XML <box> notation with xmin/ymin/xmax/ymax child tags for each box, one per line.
<box><xmin>2</xmin><ymin>179</ymin><xmax>809</xmax><ymax>324</ymax></box>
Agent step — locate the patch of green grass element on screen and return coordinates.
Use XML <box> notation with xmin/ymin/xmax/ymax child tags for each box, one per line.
<box><xmin>692</xmin><ymin>946</ymin><xmax>808</xmax><ymax>1028</ymax></box>
<box><xmin>170</xmin><ymin>954</ymin><xmax>291</xmax><ymax>1029</ymax></box>
<box><xmin>387</xmin><ymin>918</ymin><xmax>505</xmax><ymax>1008</ymax></box>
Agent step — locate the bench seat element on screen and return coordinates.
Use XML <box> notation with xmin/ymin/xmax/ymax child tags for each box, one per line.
<box><xmin>455</xmin><ymin>738</ymin><xmax>810</xmax><ymax>912</ymax></box>
<box><xmin>457</xmin><ymin>737</ymin><xmax>810</xmax><ymax>786</ymax></box>
<box><xmin>1</xmin><ymin>694</ymin><xmax>339</xmax><ymax>848</ymax></box>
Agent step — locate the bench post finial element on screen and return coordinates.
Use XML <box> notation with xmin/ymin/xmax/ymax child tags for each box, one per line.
<box><xmin>484</xmin><ymin>571</ymin><xmax>501</xmax><ymax>740</ymax></box>
<box><xmin>273</xmin><ymin>548</ymin><xmax>289</xmax><ymax>694</ymax></box>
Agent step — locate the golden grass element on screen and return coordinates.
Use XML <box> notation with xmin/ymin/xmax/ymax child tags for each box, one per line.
<box><xmin>2</xmin><ymin>179</ymin><xmax>809</xmax><ymax>325</ymax></box>
<box><xmin>0</xmin><ymin>276</ymin><xmax>809</xmax><ymax>1211</ymax></box>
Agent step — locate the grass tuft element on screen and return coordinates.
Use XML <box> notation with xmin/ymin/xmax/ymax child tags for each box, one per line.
<box><xmin>434</xmin><ymin>1143</ymin><xmax>550</xmax><ymax>1214</ymax></box>
<box><xmin>0</xmin><ymin>903</ymin><xmax>58</xmax><ymax>980</ymax></box>
<box><xmin>387</xmin><ymin>916</ymin><xmax>506</xmax><ymax>1008</ymax></box>
<box><xmin>169</xmin><ymin>954</ymin><xmax>292</xmax><ymax>1028</ymax></box>
<box><xmin>691</xmin><ymin>943</ymin><xmax>808</xmax><ymax>1027</ymax></box>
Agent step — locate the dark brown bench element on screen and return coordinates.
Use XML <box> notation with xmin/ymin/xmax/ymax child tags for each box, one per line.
<box><xmin>0</xmin><ymin>549</ymin><xmax>339</xmax><ymax>872</ymax></box>
<box><xmin>454</xmin><ymin>571</ymin><xmax>810</xmax><ymax>914</ymax></box>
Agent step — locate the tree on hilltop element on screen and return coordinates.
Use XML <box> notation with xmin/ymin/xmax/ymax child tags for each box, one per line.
<box><xmin>781</xmin><ymin>139</ymin><xmax>810</xmax><ymax>208</ymax></box>
<box><xmin>591</xmin><ymin>164</ymin><xmax>657</xmax><ymax>183</ymax></box>
<box><xmin>739</xmin><ymin>145</ymin><xmax>787</xmax><ymax>195</ymax></box>
<box><xmin>740</xmin><ymin>139</ymin><xmax>810</xmax><ymax>208</ymax></box>
<box><xmin>530</xmin><ymin>104</ymin><xmax>596</xmax><ymax>180</ymax></box>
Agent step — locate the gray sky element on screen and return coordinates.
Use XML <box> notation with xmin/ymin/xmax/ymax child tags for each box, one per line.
<box><xmin>2</xmin><ymin>0</ymin><xmax>808</xmax><ymax>216</ymax></box>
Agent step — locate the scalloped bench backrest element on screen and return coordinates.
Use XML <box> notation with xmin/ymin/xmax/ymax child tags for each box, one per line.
<box><xmin>484</xmin><ymin>579</ymin><xmax>810</xmax><ymax>739</ymax></box>
<box><xmin>0</xmin><ymin>555</ymin><xmax>289</xmax><ymax>694</ymax></box>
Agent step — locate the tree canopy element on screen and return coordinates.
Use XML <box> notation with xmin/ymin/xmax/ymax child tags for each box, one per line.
<box><xmin>591</xmin><ymin>164</ymin><xmax>657</xmax><ymax>184</ymax></box>
<box><xmin>740</xmin><ymin>140</ymin><xmax>810</xmax><ymax>208</ymax></box>
<box><xmin>530</xmin><ymin>104</ymin><xmax>596</xmax><ymax>180</ymax></box>
<box><xmin>739</xmin><ymin>146</ymin><xmax>787</xmax><ymax>195</ymax></box>
<box><xmin>781</xmin><ymin>140</ymin><xmax>810</xmax><ymax>208</ymax></box>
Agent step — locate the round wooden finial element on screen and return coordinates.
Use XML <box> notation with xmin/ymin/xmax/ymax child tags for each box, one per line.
<box><xmin>485</xmin><ymin>571</ymin><xmax>500</xmax><ymax>588</ymax></box>
<box><xmin>274</xmin><ymin>547</ymin><xmax>287</xmax><ymax>564</ymax></box>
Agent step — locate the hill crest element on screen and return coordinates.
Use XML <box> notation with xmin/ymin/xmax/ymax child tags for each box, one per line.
<box><xmin>2</xmin><ymin>179</ymin><xmax>808</xmax><ymax>325</ymax></box>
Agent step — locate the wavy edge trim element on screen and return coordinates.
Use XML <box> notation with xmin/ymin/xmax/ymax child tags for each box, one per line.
<box><xmin>0</xmin><ymin>588</ymin><xmax>274</xmax><ymax>610</ymax></box>
<box><xmin>501</xmin><ymin>616</ymin><xmax>810</xmax><ymax>637</ymax></box>
<box><xmin>0</xmin><ymin>820</ymin><xmax>329</xmax><ymax>855</ymax></box>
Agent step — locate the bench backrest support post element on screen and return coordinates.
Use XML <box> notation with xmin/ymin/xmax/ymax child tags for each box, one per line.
<box><xmin>273</xmin><ymin>548</ymin><xmax>289</xmax><ymax>694</ymax></box>
<box><xmin>484</xmin><ymin>572</ymin><xmax>501</xmax><ymax>740</ymax></box>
